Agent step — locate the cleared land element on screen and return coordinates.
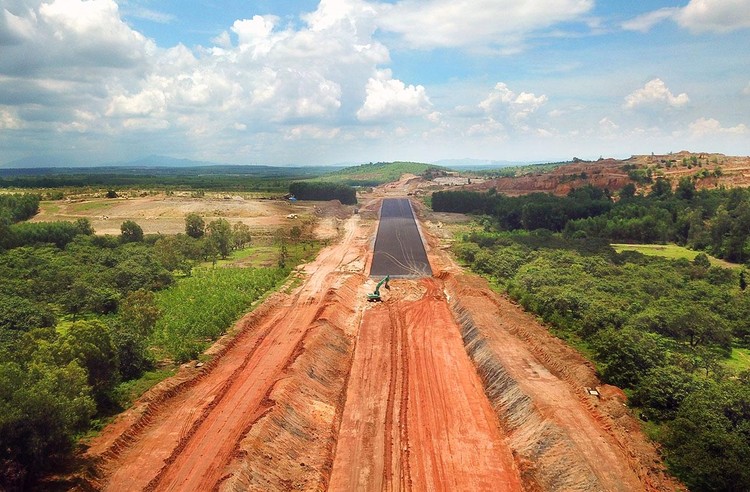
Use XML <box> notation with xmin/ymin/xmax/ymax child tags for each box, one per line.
<box><xmin>32</xmin><ymin>194</ymin><xmax>341</xmax><ymax>239</ymax></box>
<box><xmin>83</xmin><ymin>194</ymin><xmax>680</xmax><ymax>491</ymax></box>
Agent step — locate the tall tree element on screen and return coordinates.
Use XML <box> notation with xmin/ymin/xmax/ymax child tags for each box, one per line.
<box><xmin>185</xmin><ymin>213</ymin><xmax>205</xmax><ymax>239</ymax></box>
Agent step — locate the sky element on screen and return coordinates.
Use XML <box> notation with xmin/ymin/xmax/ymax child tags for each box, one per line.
<box><xmin>1</xmin><ymin>0</ymin><xmax>749</xmax><ymax>166</ymax></box>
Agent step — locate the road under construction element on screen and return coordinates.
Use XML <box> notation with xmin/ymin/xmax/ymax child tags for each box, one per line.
<box><xmin>83</xmin><ymin>195</ymin><xmax>679</xmax><ymax>491</ymax></box>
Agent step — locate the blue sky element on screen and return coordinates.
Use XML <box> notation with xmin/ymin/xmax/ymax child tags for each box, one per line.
<box><xmin>1</xmin><ymin>0</ymin><xmax>749</xmax><ymax>166</ymax></box>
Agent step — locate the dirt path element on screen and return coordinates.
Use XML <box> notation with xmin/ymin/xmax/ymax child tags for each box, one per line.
<box><xmin>328</xmin><ymin>278</ymin><xmax>522</xmax><ymax>491</ymax></box>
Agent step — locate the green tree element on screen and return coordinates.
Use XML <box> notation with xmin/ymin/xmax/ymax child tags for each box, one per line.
<box><xmin>120</xmin><ymin>220</ymin><xmax>144</xmax><ymax>243</ymax></box>
<box><xmin>207</xmin><ymin>219</ymin><xmax>233</xmax><ymax>259</ymax></box>
<box><xmin>693</xmin><ymin>252</ymin><xmax>711</xmax><ymax>269</ymax></box>
<box><xmin>232</xmin><ymin>221</ymin><xmax>252</xmax><ymax>249</ymax></box>
<box><xmin>184</xmin><ymin>213</ymin><xmax>205</xmax><ymax>239</ymax></box>
<box><xmin>592</xmin><ymin>327</ymin><xmax>668</xmax><ymax>388</ymax></box>
<box><xmin>0</xmin><ymin>361</ymin><xmax>94</xmax><ymax>487</ymax></box>
<box><xmin>631</xmin><ymin>365</ymin><xmax>699</xmax><ymax>422</ymax></box>
<box><xmin>619</xmin><ymin>183</ymin><xmax>636</xmax><ymax>199</ymax></box>
<box><xmin>55</xmin><ymin>320</ymin><xmax>119</xmax><ymax>411</ymax></box>
<box><xmin>676</xmin><ymin>177</ymin><xmax>696</xmax><ymax>201</ymax></box>
<box><xmin>666</xmin><ymin>380</ymin><xmax>750</xmax><ymax>491</ymax></box>
<box><xmin>74</xmin><ymin>217</ymin><xmax>95</xmax><ymax>235</ymax></box>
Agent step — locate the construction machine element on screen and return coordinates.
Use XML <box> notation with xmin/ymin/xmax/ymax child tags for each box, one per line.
<box><xmin>367</xmin><ymin>275</ymin><xmax>390</xmax><ymax>302</ymax></box>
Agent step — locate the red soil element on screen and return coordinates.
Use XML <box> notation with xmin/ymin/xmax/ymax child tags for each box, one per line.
<box><xmin>328</xmin><ymin>278</ymin><xmax>522</xmax><ymax>491</ymax></box>
<box><xmin>81</xmin><ymin>196</ymin><xmax>682</xmax><ymax>492</ymax></box>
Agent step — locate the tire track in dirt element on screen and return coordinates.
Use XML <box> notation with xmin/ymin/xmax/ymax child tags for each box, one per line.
<box><xmin>328</xmin><ymin>277</ymin><xmax>523</xmax><ymax>491</ymax></box>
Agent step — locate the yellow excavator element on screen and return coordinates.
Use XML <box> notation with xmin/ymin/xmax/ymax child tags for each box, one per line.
<box><xmin>367</xmin><ymin>275</ymin><xmax>390</xmax><ymax>302</ymax></box>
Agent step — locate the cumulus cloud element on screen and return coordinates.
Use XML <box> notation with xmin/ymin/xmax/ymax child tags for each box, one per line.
<box><xmin>623</xmin><ymin>0</ymin><xmax>750</xmax><ymax>33</ymax></box>
<box><xmin>624</xmin><ymin>79</ymin><xmax>689</xmax><ymax>110</ymax></box>
<box><xmin>377</xmin><ymin>0</ymin><xmax>594</xmax><ymax>51</ymax></box>
<box><xmin>689</xmin><ymin>117</ymin><xmax>748</xmax><ymax>136</ymax></box>
<box><xmin>356</xmin><ymin>70</ymin><xmax>431</xmax><ymax>121</ymax></box>
<box><xmin>675</xmin><ymin>0</ymin><xmax>750</xmax><ymax>33</ymax></box>
<box><xmin>479</xmin><ymin>82</ymin><xmax>547</xmax><ymax>124</ymax></box>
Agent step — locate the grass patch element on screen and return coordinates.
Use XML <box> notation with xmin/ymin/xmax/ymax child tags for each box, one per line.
<box><xmin>612</xmin><ymin>243</ymin><xmax>739</xmax><ymax>269</ymax></box>
<box><xmin>70</xmin><ymin>200</ymin><xmax>113</xmax><ymax>213</ymax></box>
<box><xmin>152</xmin><ymin>266</ymin><xmax>288</xmax><ymax>363</ymax></box>
<box><xmin>724</xmin><ymin>347</ymin><xmax>750</xmax><ymax>373</ymax></box>
<box><xmin>41</xmin><ymin>201</ymin><xmax>61</xmax><ymax>214</ymax></box>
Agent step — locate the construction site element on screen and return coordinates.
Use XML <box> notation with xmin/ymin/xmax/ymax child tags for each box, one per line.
<box><xmin>82</xmin><ymin>186</ymin><xmax>682</xmax><ymax>491</ymax></box>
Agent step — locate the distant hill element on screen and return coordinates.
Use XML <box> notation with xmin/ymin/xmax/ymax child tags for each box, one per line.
<box><xmin>318</xmin><ymin>161</ymin><xmax>446</xmax><ymax>186</ymax></box>
<box><xmin>432</xmin><ymin>158</ymin><xmax>544</xmax><ymax>170</ymax></box>
<box><xmin>462</xmin><ymin>152</ymin><xmax>750</xmax><ymax>197</ymax></box>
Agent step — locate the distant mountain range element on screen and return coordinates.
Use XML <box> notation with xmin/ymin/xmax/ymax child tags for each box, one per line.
<box><xmin>3</xmin><ymin>154</ymin><xmax>554</xmax><ymax>170</ymax></box>
<box><xmin>1</xmin><ymin>155</ymin><xmax>255</xmax><ymax>169</ymax></box>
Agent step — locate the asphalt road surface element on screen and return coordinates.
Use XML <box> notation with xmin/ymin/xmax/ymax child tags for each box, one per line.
<box><xmin>369</xmin><ymin>198</ymin><xmax>432</xmax><ymax>277</ymax></box>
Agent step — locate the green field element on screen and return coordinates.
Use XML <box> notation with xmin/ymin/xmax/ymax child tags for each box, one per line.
<box><xmin>152</xmin><ymin>266</ymin><xmax>288</xmax><ymax>363</ymax></box>
<box><xmin>725</xmin><ymin>347</ymin><xmax>750</xmax><ymax>373</ymax></box>
<box><xmin>611</xmin><ymin>243</ymin><xmax>740</xmax><ymax>269</ymax></box>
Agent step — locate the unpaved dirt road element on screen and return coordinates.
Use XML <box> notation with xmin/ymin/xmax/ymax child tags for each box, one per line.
<box><xmin>329</xmin><ymin>278</ymin><xmax>522</xmax><ymax>491</ymax></box>
<box><xmin>84</xmin><ymin>195</ymin><xmax>680</xmax><ymax>491</ymax></box>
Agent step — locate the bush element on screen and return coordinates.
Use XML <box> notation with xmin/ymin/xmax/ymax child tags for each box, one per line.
<box><xmin>592</xmin><ymin>327</ymin><xmax>668</xmax><ymax>388</ymax></box>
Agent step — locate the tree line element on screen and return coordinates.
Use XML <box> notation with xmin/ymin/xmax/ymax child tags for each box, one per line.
<box><xmin>289</xmin><ymin>181</ymin><xmax>357</xmax><ymax>205</ymax></box>
<box><xmin>433</xmin><ymin>180</ymin><xmax>750</xmax><ymax>265</ymax></box>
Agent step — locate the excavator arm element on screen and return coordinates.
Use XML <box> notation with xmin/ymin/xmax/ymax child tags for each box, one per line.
<box><xmin>367</xmin><ymin>275</ymin><xmax>390</xmax><ymax>301</ymax></box>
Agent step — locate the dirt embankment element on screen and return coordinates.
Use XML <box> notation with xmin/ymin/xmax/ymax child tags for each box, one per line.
<box><xmin>83</xmin><ymin>215</ymin><xmax>370</xmax><ymax>491</ymax></box>
<box><xmin>463</xmin><ymin>152</ymin><xmax>750</xmax><ymax>197</ymax></box>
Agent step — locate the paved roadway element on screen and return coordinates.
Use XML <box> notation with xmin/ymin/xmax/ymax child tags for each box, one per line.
<box><xmin>369</xmin><ymin>198</ymin><xmax>432</xmax><ymax>277</ymax></box>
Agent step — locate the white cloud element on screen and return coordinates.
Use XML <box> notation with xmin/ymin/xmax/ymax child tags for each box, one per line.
<box><xmin>689</xmin><ymin>117</ymin><xmax>748</xmax><ymax>136</ymax></box>
<box><xmin>357</xmin><ymin>70</ymin><xmax>431</xmax><ymax>121</ymax></box>
<box><xmin>624</xmin><ymin>79</ymin><xmax>689</xmax><ymax>109</ymax></box>
<box><xmin>621</xmin><ymin>8</ymin><xmax>679</xmax><ymax>32</ymax></box>
<box><xmin>285</xmin><ymin>125</ymin><xmax>341</xmax><ymax>140</ymax></box>
<box><xmin>743</xmin><ymin>82</ymin><xmax>750</xmax><ymax>95</ymax></box>
<box><xmin>377</xmin><ymin>0</ymin><xmax>594</xmax><ymax>51</ymax></box>
<box><xmin>0</xmin><ymin>108</ymin><xmax>22</xmax><ymax>129</ymax></box>
<box><xmin>623</xmin><ymin>0</ymin><xmax>750</xmax><ymax>33</ymax></box>
<box><xmin>599</xmin><ymin>117</ymin><xmax>619</xmax><ymax>133</ymax></box>
<box><xmin>122</xmin><ymin>6</ymin><xmax>175</xmax><ymax>24</ymax></box>
<box><xmin>676</xmin><ymin>0</ymin><xmax>750</xmax><ymax>33</ymax></box>
<box><xmin>479</xmin><ymin>83</ymin><xmax>547</xmax><ymax>124</ymax></box>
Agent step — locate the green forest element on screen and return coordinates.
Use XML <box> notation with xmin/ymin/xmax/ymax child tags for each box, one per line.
<box><xmin>0</xmin><ymin>194</ymin><xmax>312</xmax><ymax>489</ymax></box>
<box><xmin>288</xmin><ymin>181</ymin><xmax>358</xmax><ymax>205</ymax></box>
<box><xmin>437</xmin><ymin>184</ymin><xmax>750</xmax><ymax>491</ymax></box>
